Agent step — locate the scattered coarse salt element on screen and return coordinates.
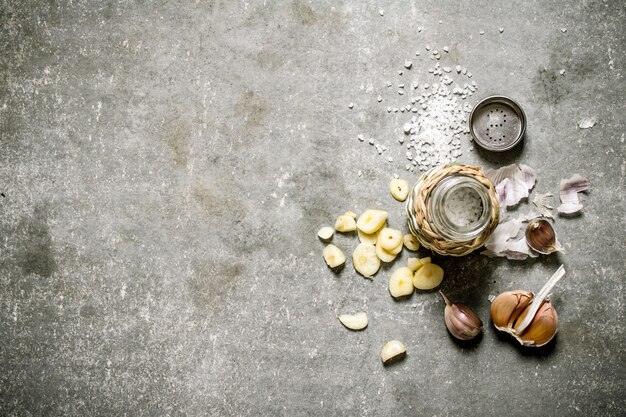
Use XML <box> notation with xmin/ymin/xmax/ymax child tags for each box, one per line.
<box><xmin>379</xmin><ymin>9</ymin><xmax>384</xmax><ymax>16</ymax></box>
<box><xmin>404</xmin><ymin>60</ymin><xmax>413</xmax><ymax>69</ymax></box>
<box><xmin>387</xmin><ymin>107</ymin><xmax>392</xmax><ymax>113</ymax></box>
<box><xmin>425</xmin><ymin>45</ymin><xmax>431</xmax><ymax>51</ymax></box>
<box><xmin>393</xmin><ymin>173</ymin><xmax>400</xmax><ymax>179</ymax></box>
<box><xmin>443</xmin><ymin>66</ymin><xmax>452</xmax><ymax>73</ymax></box>
<box><xmin>388</xmin><ymin>156</ymin><xmax>394</xmax><ymax>162</ymax></box>
<box><xmin>348</xmin><ymin>102</ymin><xmax>354</xmax><ymax>109</ymax></box>
<box><xmin>455</xmin><ymin>65</ymin><xmax>462</xmax><ymax>73</ymax></box>
<box><xmin>369</xmin><ymin>138</ymin><xmax>375</xmax><ymax>145</ymax></box>
<box><xmin>358</xmin><ymin>134</ymin><xmax>365</xmax><ymax>142</ymax></box>
<box><xmin>559</xmin><ymin>69</ymin><xmax>566</xmax><ymax>75</ymax></box>
<box><xmin>499</xmin><ymin>27</ymin><xmax>504</xmax><ymax>33</ymax></box>
<box><xmin>358</xmin><ymin>170</ymin><xmax>362</xmax><ymax>177</ymax></box>
<box><xmin>418</xmin><ymin>27</ymin><xmax>423</xmax><ymax>32</ymax></box>
<box><xmin>432</xmin><ymin>50</ymin><xmax>439</xmax><ymax>55</ymax></box>
<box><xmin>398</xmin><ymin>70</ymin><xmax>403</xmax><ymax>75</ymax></box>
<box><xmin>398</xmin><ymin>83</ymin><xmax>405</xmax><ymax>88</ymax></box>
<box><xmin>560</xmin><ymin>28</ymin><xmax>567</xmax><ymax>33</ymax></box>
<box><xmin>443</xmin><ymin>46</ymin><xmax>449</xmax><ymax>53</ymax></box>
<box><xmin>386</xmin><ymin>81</ymin><xmax>392</xmax><ymax>87</ymax></box>
<box><xmin>479</xmin><ymin>30</ymin><xmax>485</xmax><ymax>35</ymax></box>
<box><xmin>377</xmin><ymin>95</ymin><xmax>383</xmax><ymax>102</ymax></box>
<box><xmin>415</xmin><ymin>51</ymin><xmax>421</xmax><ymax>56</ymax></box>
<box><xmin>398</xmin><ymin>90</ymin><xmax>404</xmax><ymax>95</ymax></box>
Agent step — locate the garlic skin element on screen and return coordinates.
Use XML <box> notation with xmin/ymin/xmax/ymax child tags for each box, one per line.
<box><xmin>525</xmin><ymin>219</ymin><xmax>561</xmax><ymax>255</ymax></box>
<box><xmin>490</xmin><ymin>265</ymin><xmax>565</xmax><ymax>347</ymax></box>
<box><xmin>440</xmin><ymin>291</ymin><xmax>483</xmax><ymax>341</ymax></box>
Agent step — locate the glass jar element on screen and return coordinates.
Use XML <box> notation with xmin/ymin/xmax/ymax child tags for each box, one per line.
<box><xmin>406</xmin><ymin>164</ymin><xmax>499</xmax><ymax>256</ymax></box>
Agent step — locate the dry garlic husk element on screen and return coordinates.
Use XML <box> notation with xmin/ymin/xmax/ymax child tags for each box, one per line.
<box><xmin>440</xmin><ymin>291</ymin><xmax>483</xmax><ymax>341</ymax></box>
<box><xmin>490</xmin><ymin>265</ymin><xmax>565</xmax><ymax>347</ymax></box>
<box><xmin>525</xmin><ymin>219</ymin><xmax>562</xmax><ymax>255</ymax></box>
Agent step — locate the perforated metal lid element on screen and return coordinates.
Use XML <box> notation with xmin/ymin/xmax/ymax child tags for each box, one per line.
<box><xmin>469</xmin><ymin>96</ymin><xmax>526</xmax><ymax>152</ymax></box>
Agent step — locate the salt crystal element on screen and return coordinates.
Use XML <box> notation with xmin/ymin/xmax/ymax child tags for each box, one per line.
<box><xmin>379</xmin><ymin>9</ymin><xmax>384</xmax><ymax>16</ymax></box>
<box><xmin>405</xmin><ymin>163</ymin><xmax>411</xmax><ymax>170</ymax></box>
<box><xmin>398</xmin><ymin>137</ymin><xmax>404</xmax><ymax>144</ymax></box>
<box><xmin>479</xmin><ymin>30</ymin><xmax>485</xmax><ymax>35</ymax></box>
<box><xmin>443</xmin><ymin>46</ymin><xmax>449</xmax><ymax>52</ymax></box>
<box><xmin>398</xmin><ymin>90</ymin><xmax>404</xmax><ymax>95</ymax></box>
<box><xmin>398</xmin><ymin>83</ymin><xmax>405</xmax><ymax>88</ymax></box>
<box><xmin>377</xmin><ymin>95</ymin><xmax>383</xmax><ymax>102</ymax></box>
<box><xmin>358</xmin><ymin>170</ymin><xmax>362</xmax><ymax>177</ymax></box>
<box><xmin>393</xmin><ymin>173</ymin><xmax>399</xmax><ymax>179</ymax></box>
<box><xmin>398</xmin><ymin>70</ymin><xmax>403</xmax><ymax>75</ymax></box>
<box><xmin>499</xmin><ymin>27</ymin><xmax>504</xmax><ymax>33</ymax></box>
<box><xmin>387</xmin><ymin>107</ymin><xmax>392</xmax><ymax>113</ymax></box>
<box><xmin>415</xmin><ymin>51</ymin><xmax>421</xmax><ymax>56</ymax></box>
<box><xmin>404</xmin><ymin>60</ymin><xmax>413</xmax><ymax>69</ymax></box>
<box><xmin>386</xmin><ymin>81</ymin><xmax>392</xmax><ymax>87</ymax></box>
<box><xmin>348</xmin><ymin>102</ymin><xmax>354</xmax><ymax>109</ymax></box>
<box><xmin>467</xmin><ymin>72</ymin><xmax>472</xmax><ymax>78</ymax></box>
<box><xmin>418</xmin><ymin>27</ymin><xmax>422</xmax><ymax>32</ymax></box>
<box><xmin>357</xmin><ymin>134</ymin><xmax>364</xmax><ymax>141</ymax></box>
<box><xmin>462</xmin><ymin>68</ymin><xmax>467</xmax><ymax>75</ymax></box>
<box><xmin>455</xmin><ymin>65</ymin><xmax>462</xmax><ymax>73</ymax></box>
<box><xmin>559</xmin><ymin>69</ymin><xmax>565</xmax><ymax>75</ymax></box>
<box><xmin>425</xmin><ymin>46</ymin><xmax>431</xmax><ymax>51</ymax></box>
<box><xmin>560</xmin><ymin>28</ymin><xmax>567</xmax><ymax>33</ymax></box>
<box><xmin>388</xmin><ymin>156</ymin><xmax>393</xmax><ymax>162</ymax></box>
<box><xmin>443</xmin><ymin>66</ymin><xmax>452</xmax><ymax>73</ymax></box>
<box><xmin>432</xmin><ymin>50</ymin><xmax>439</xmax><ymax>55</ymax></box>
<box><xmin>369</xmin><ymin>138</ymin><xmax>375</xmax><ymax>145</ymax></box>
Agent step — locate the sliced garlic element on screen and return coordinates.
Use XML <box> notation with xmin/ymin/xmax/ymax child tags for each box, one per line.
<box><xmin>378</xmin><ymin>228</ymin><xmax>403</xmax><ymax>251</ymax></box>
<box><xmin>323</xmin><ymin>244</ymin><xmax>346</xmax><ymax>269</ymax></box>
<box><xmin>358</xmin><ymin>228</ymin><xmax>380</xmax><ymax>245</ymax></box>
<box><xmin>407</xmin><ymin>257</ymin><xmax>422</xmax><ymax>272</ymax></box>
<box><xmin>388</xmin><ymin>267</ymin><xmax>415</xmax><ymax>298</ymax></box>
<box><xmin>317</xmin><ymin>226</ymin><xmax>334</xmax><ymax>242</ymax></box>
<box><xmin>356</xmin><ymin>209</ymin><xmax>388</xmax><ymax>234</ymax></box>
<box><xmin>381</xmin><ymin>340</ymin><xmax>406</xmax><ymax>364</ymax></box>
<box><xmin>376</xmin><ymin>243</ymin><xmax>398</xmax><ymax>263</ymax></box>
<box><xmin>403</xmin><ymin>234</ymin><xmax>420</xmax><ymax>251</ymax></box>
<box><xmin>335</xmin><ymin>215</ymin><xmax>356</xmax><ymax>232</ymax></box>
<box><xmin>353</xmin><ymin>243</ymin><xmax>381</xmax><ymax>278</ymax></box>
<box><xmin>338</xmin><ymin>312</ymin><xmax>368</xmax><ymax>330</ymax></box>
<box><xmin>412</xmin><ymin>263</ymin><xmax>444</xmax><ymax>290</ymax></box>
<box><xmin>389</xmin><ymin>179</ymin><xmax>410</xmax><ymax>201</ymax></box>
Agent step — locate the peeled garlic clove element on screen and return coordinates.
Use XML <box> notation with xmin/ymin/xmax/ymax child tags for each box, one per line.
<box><xmin>317</xmin><ymin>226</ymin><xmax>334</xmax><ymax>242</ymax></box>
<box><xmin>412</xmin><ymin>263</ymin><xmax>444</xmax><ymax>290</ymax></box>
<box><xmin>375</xmin><ymin>242</ymin><xmax>398</xmax><ymax>263</ymax></box>
<box><xmin>525</xmin><ymin>219</ymin><xmax>561</xmax><ymax>255</ymax></box>
<box><xmin>357</xmin><ymin>228</ymin><xmax>380</xmax><ymax>245</ymax></box>
<box><xmin>356</xmin><ymin>209</ymin><xmax>388</xmax><ymax>234</ymax></box>
<box><xmin>407</xmin><ymin>257</ymin><xmax>421</xmax><ymax>272</ymax></box>
<box><xmin>389</xmin><ymin>179</ymin><xmax>410</xmax><ymax>201</ymax></box>
<box><xmin>338</xmin><ymin>312</ymin><xmax>368</xmax><ymax>331</ymax></box>
<box><xmin>514</xmin><ymin>301</ymin><xmax>558</xmax><ymax>347</ymax></box>
<box><xmin>388</xmin><ymin>267</ymin><xmax>414</xmax><ymax>298</ymax></box>
<box><xmin>353</xmin><ymin>243</ymin><xmax>381</xmax><ymax>278</ymax></box>
<box><xmin>344</xmin><ymin>210</ymin><xmax>357</xmax><ymax>219</ymax></box>
<box><xmin>335</xmin><ymin>215</ymin><xmax>356</xmax><ymax>232</ymax></box>
<box><xmin>490</xmin><ymin>290</ymin><xmax>533</xmax><ymax>330</ymax></box>
<box><xmin>440</xmin><ymin>291</ymin><xmax>483</xmax><ymax>340</ymax></box>
<box><xmin>323</xmin><ymin>244</ymin><xmax>346</xmax><ymax>269</ymax></box>
<box><xmin>378</xmin><ymin>228</ymin><xmax>403</xmax><ymax>251</ymax></box>
<box><xmin>403</xmin><ymin>234</ymin><xmax>420</xmax><ymax>251</ymax></box>
<box><xmin>380</xmin><ymin>340</ymin><xmax>406</xmax><ymax>364</ymax></box>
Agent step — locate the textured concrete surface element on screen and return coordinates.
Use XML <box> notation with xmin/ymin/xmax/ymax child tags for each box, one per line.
<box><xmin>1</xmin><ymin>1</ymin><xmax>625</xmax><ymax>416</ymax></box>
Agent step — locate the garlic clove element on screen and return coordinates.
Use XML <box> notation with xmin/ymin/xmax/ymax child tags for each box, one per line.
<box><xmin>490</xmin><ymin>290</ymin><xmax>533</xmax><ymax>330</ymax></box>
<box><xmin>525</xmin><ymin>219</ymin><xmax>561</xmax><ymax>255</ymax></box>
<box><xmin>380</xmin><ymin>340</ymin><xmax>407</xmax><ymax>364</ymax></box>
<box><xmin>338</xmin><ymin>312</ymin><xmax>368</xmax><ymax>331</ymax></box>
<box><xmin>514</xmin><ymin>301</ymin><xmax>558</xmax><ymax>347</ymax></box>
<box><xmin>440</xmin><ymin>291</ymin><xmax>483</xmax><ymax>341</ymax></box>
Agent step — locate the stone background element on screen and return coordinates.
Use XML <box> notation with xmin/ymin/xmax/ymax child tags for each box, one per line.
<box><xmin>1</xmin><ymin>1</ymin><xmax>624</xmax><ymax>416</ymax></box>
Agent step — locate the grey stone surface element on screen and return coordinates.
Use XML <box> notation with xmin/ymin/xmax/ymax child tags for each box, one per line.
<box><xmin>1</xmin><ymin>1</ymin><xmax>624</xmax><ymax>416</ymax></box>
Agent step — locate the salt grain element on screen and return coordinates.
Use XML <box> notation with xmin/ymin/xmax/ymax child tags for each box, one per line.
<box><xmin>443</xmin><ymin>46</ymin><xmax>449</xmax><ymax>53</ymax></box>
<box><xmin>499</xmin><ymin>27</ymin><xmax>504</xmax><ymax>33</ymax></box>
<box><xmin>405</xmin><ymin>60</ymin><xmax>413</xmax><ymax>69</ymax></box>
<box><xmin>479</xmin><ymin>30</ymin><xmax>485</xmax><ymax>35</ymax></box>
<box><xmin>348</xmin><ymin>102</ymin><xmax>354</xmax><ymax>109</ymax></box>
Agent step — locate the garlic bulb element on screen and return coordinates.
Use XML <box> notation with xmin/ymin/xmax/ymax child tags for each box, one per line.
<box><xmin>490</xmin><ymin>265</ymin><xmax>565</xmax><ymax>347</ymax></box>
<box><xmin>525</xmin><ymin>219</ymin><xmax>561</xmax><ymax>255</ymax></box>
<box><xmin>440</xmin><ymin>291</ymin><xmax>483</xmax><ymax>341</ymax></box>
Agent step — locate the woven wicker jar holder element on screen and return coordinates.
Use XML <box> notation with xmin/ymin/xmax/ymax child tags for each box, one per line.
<box><xmin>406</xmin><ymin>164</ymin><xmax>500</xmax><ymax>257</ymax></box>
